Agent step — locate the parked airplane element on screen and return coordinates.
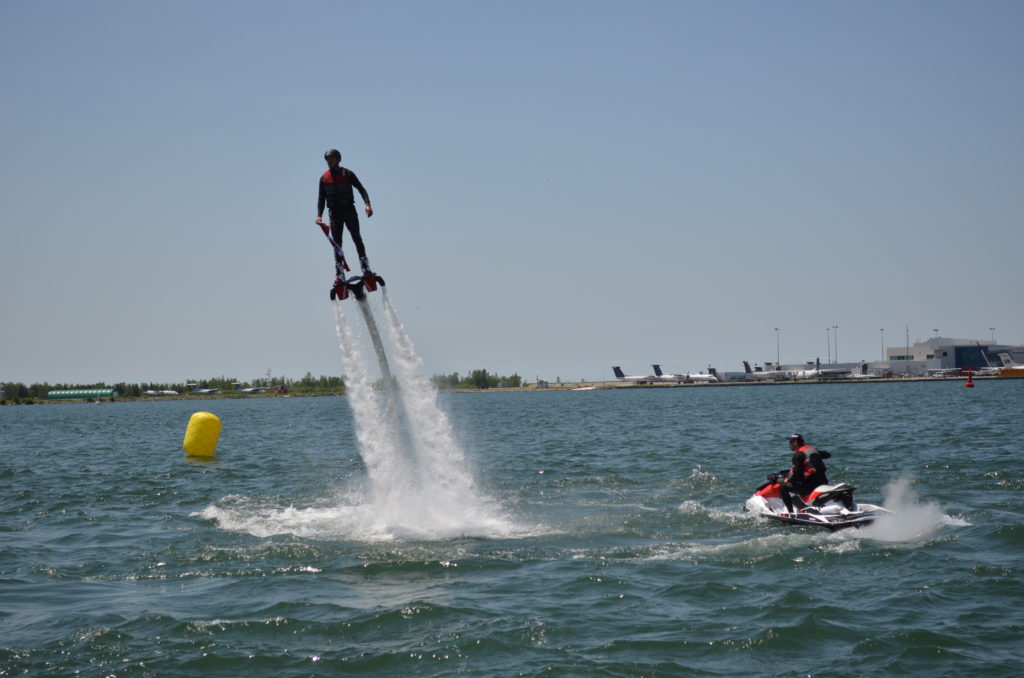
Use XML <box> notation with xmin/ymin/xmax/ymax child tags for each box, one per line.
<box><xmin>998</xmin><ymin>352</ymin><xmax>1024</xmax><ymax>378</ymax></box>
<box><xmin>143</xmin><ymin>389</ymin><xmax>179</xmax><ymax>396</ymax></box>
<box><xmin>742</xmin><ymin>361</ymin><xmax>790</xmax><ymax>381</ymax></box>
<box><xmin>998</xmin><ymin>353</ymin><xmax>1023</xmax><ymax>368</ymax></box>
<box><xmin>233</xmin><ymin>383</ymin><xmax>266</xmax><ymax>394</ymax></box>
<box><xmin>651</xmin><ymin>364</ymin><xmax>719</xmax><ymax>383</ymax></box>
<box><xmin>974</xmin><ymin>343</ymin><xmax>1002</xmax><ymax>376</ymax></box>
<box><xmin>848</xmin><ymin>362</ymin><xmax>882</xmax><ymax>379</ymax></box>
<box><xmin>612</xmin><ymin>366</ymin><xmax>657</xmax><ymax>383</ymax></box>
<box><xmin>792</xmin><ymin>358</ymin><xmax>850</xmax><ymax>380</ymax></box>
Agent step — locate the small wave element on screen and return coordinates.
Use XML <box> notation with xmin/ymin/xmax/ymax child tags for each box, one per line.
<box><xmin>193</xmin><ymin>493</ymin><xmax>539</xmax><ymax>542</ymax></box>
<box><xmin>677</xmin><ymin>500</ymin><xmax>753</xmax><ymax>526</ymax></box>
<box><xmin>820</xmin><ymin>538</ymin><xmax>862</xmax><ymax>554</ymax></box>
<box><xmin>648</xmin><ymin>530</ymin><xmax>828</xmax><ymax>562</ymax></box>
<box><xmin>676</xmin><ymin>499</ymin><xmax>706</xmax><ymax>515</ymax></box>
<box><xmin>688</xmin><ymin>464</ymin><xmax>716</xmax><ymax>480</ymax></box>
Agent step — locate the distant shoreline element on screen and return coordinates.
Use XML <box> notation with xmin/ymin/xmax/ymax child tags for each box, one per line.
<box><xmin>441</xmin><ymin>374</ymin><xmax>1004</xmax><ymax>393</ymax></box>
<box><xmin>3</xmin><ymin>374</ymin><xmax>1011</xmax><ymax>405</ymax></box>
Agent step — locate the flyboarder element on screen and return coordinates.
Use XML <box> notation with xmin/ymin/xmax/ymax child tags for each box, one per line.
<box><xmin>316</xmin><ymin>148</ymin><xmax>374</xmax><ymax>275</ymax></box>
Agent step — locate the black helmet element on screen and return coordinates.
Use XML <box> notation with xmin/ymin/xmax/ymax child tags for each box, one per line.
<box><xmin>324</xmin><ymin>148</ymin><xmax>341</xmax><ymax>159</ymax></box>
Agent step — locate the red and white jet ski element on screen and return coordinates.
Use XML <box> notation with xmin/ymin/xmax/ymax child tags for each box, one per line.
<box><xmin>744</xmin><ymin>475</ymin><xmax>891</xmax><ymax>530</ymax></box>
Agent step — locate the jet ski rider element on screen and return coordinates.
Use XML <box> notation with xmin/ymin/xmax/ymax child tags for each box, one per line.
<box><xmin>778</xmin><ymin>433</ymin><xmax>830</xmax><ymax>514</ymax></box>
<box><xmin>316</xmin><ymin>148</ymin><xmax>374</xmax><ymax>273</ymax></box>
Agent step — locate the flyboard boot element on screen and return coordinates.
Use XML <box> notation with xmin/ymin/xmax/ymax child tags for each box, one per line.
<box><xmin>329</xmin><ymin>258</ymin><xmax>353</xmax><ymax>301</ymax></box>
<box><xmin>318</xmin><ymin>221</ymin><xmax>383</xmax><ymax>301</ymax></box>
<box><xmin>319</xmin><ymin>222</ymin><xmax>354</xmax><ymax>301</ymax></box>
<box><xmin>329</xmin><ymin>255</ymin><xmax>369</xmax><ymax>301</ymax></box>
<box><xmin>358</xmin><ymin>256</ymin><xmax>386</xmax><ymax>293</ymax></box>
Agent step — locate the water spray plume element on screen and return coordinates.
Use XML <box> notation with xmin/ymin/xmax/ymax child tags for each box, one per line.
<box><xmin>332</xmin><ymin>294</ymin><xmax>510</xmax><ymax>540</ymax></box>
<box><xmin>862</xmin><ymin>476</ymin><xmax>951</xmax><ymax>543</ymax></box>
<box><xmin>333</xmin><ymin>303</ymin><xmax>406</xmax><ymax>502</ymax></box>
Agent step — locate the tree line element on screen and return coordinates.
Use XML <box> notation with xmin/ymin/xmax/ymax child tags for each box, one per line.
<box><xmin>0</xmin><ymin>373</ymin><xmax>347</xmax><ymax>403</ymax></box>
<box><xmin>2</xmin><ymin>369</ymin><xmax>525</xmax><ymax>403</ymax></box>
<box><xmin>430</xmin><ymin>369</ymin><xmax>523</xmax><ymax>389</ymax></box>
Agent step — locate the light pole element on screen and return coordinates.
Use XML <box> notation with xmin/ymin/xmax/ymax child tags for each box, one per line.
<box><xmin>905</xmin><ymin>324</ymin><xmax>910</xmax><ymax>376</ymax></box>
<box><xmin>990</xmin><ymin>327</ymin><xmax>996</xmax><ymax>342</ymax></box>
<box><xmin>880</xmin><ymin>328</ymin><xmax>885</xmax><ymax>362</ymax></box>
<box><xmin>774</xmin><ymin>328</ymin><xmax>780</xmax><ymax>367</ymax></box>
<box><xmin>826</xmin><ymin>327</ymin><xmax>831</xmax><ymax>364</ymax></box>
<box><xmin>832</xmin><ymin>325</ymin><xmax>838</xmax><ymax>364</ymax></box>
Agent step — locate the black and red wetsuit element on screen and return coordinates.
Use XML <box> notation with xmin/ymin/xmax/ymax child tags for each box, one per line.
<box><xmin>779</xmin><ymin>445</ymin><xmax>829</xmax><ymax>512</ymax></box>
<box><xmin>317</xmin><ymin>167</ymin><xmax>371</xmax><ymax>261</ymax></box>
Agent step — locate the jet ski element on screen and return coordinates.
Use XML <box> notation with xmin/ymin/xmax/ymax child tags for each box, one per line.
<box><xmin>744</xmin><ymin>474</ymin><xmax>892</xmax><ymax>530</ymax></box>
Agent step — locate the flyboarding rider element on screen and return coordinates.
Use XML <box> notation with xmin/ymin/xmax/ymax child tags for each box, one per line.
<box><xmin>778</xmin><ymin>433</ymin><xmax>830</xmax><ymax>514</ymax></box>
<box><xmin>316</xmin><ymin>148</ymin><xmax>374</xmax><ymax>274</ymax></box>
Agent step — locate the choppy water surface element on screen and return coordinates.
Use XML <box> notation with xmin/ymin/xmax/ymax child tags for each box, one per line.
<box><xmin>2</xmin><ymin>380</ymin><xmax>1023</xmax><ymax>676</ymax></box>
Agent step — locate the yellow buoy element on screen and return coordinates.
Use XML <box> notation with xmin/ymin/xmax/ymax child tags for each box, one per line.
<box><xmin>183</xmin><ymin>411</ymin><xmax>221</xmax><ymax>457</ymax></box>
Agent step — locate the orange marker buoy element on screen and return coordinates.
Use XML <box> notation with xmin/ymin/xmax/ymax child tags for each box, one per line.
<box><xmin>965</xmin><ymin>371</ymin><xmax>975</xmax><ymax>388</ymax></box>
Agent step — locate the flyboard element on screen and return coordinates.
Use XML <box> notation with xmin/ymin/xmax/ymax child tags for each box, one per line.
<box><xmin>319</xmin><ymin>222</ymin><xmax>392</xmax><ymax>381</ymax></box>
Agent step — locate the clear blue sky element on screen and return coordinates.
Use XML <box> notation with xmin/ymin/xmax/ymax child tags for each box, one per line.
<box><xmin>2</xmin><ymin>0</ymin><xmax>1022</xmax><ymax>385</ymax></box>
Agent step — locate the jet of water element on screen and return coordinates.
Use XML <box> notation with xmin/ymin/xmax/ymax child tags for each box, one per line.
<box><xmin>333</xmin><ymin>295</ymin><xmax>511</xmax><ymax>540</ymax></box>
<box><xmin>333</xmin><ymin>302</ymin><xmax>407</xmax><ymax>508</ymax></box>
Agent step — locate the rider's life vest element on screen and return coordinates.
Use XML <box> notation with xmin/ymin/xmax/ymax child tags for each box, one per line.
<box><xmin>322</xmin><ymin>168</ymin><xmax>355</xmax><ymax>209</ymax></box>
<box><xmin>790</xmin><ymin>445</ymin><xmax>817</xmax><ymax>482</ymax></box>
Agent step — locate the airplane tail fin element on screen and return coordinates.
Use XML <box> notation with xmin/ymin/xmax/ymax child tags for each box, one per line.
<box><xmin>612</xmin><ymin>366</ymin><xmax>625</xmax><ymax>379</ymax></box>
<box><xmin>652</xmin><ymin>364</ymin><xmax>664</xmax><ymax>377</ymax></box>
<box><xmin>998</xmin><ymin>352</ymin><xmax>1014</xmax><ymax>367</ymax></box>
<box><xmin>709</xmin><ymin>367</ymin><xmax>720</xmax><ymax>381</ymax></box>
<box><xmin>743</xmin><ymin>360</ymin><xmax>752</xmax><ymax>374</ymax></box>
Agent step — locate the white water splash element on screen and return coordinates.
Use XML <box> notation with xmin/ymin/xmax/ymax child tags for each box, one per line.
<box><xmin>376</xmin><ymin>292</ymin><xmax>510</xmax><ymax>539</ymax></box>
<box><xmin>332</xmin><ymin>301</ymin><xmax>408</xmax><ymax>510</ymax></box>
<box><xmin>860</xmin><ymin>476</ymin><xmax>963</xmax><ymax>543</ymax></box>
<box><xmin>201</xmin><ymin>295</ymin><xmax>520</xmax><ymax>542</ymax></box>
<box><xmin>325</xmin><ymin>294</ymin><xmax>514</xmax><ymax>540</ymax></box>
<box><xmin>198</xmin><ymin>494</ymin><xmax>420</xmax><ymax>541</ymax></box>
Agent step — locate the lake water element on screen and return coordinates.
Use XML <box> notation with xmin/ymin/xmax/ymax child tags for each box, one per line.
<box><xmin>2</xmin><ymin>380</ymin><xmax>1022</xmax><ymax>676</ymax></box>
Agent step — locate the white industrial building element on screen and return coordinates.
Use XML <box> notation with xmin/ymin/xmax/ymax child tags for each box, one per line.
<box><xmin>884</xmin><ymin>337</ymin><xmax>1024</xmax><ymax>376</ymax></box>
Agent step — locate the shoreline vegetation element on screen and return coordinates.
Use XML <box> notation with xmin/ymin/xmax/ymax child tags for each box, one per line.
<box><xmin>1</xmin><ymin>370</ymin><xmax>514</xmax><ymax>404</ymax></box>
<box><xmin>1</xmin><ymin>373</ymin><xmax>998</xmax><ymax>405</ymax></box>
